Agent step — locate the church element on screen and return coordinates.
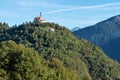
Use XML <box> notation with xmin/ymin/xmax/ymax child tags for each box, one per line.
<box><xmin>34</xmin><ymin>13</ymin><xmax>45</xmax><ymax>23</ymax></box>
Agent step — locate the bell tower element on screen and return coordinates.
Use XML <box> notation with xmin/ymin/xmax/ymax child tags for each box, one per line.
<box><xmin>40</xmin><ymin>12</ymin><xmax>42</xmax><ymax>18</ymax></box>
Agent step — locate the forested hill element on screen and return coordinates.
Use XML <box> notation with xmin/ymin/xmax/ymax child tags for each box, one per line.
<box><xmin>0</xmin><ymin>22</ymin><xmax>120</xmax><ymax>80</ymax></box>
<box><xmin>73</xmin><ymin>14</ymin><xmax>120</xmax><ymax>62</ymax></box>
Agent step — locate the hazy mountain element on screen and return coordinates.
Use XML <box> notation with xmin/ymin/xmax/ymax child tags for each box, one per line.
<box><xmin>73</xmin><ymin>14</ymin><xmax>120</xmax><ymax>62</ymax></box>
<box><xmin>0</xmin><ymin>22</ymin><xmax>120</xmax><ymax>80</ymax></box>
<box><xmin>102</xmin><ymin>37</ymin><xmax>120</xmax><ymax>61</ymax></box>
<box><xmin>71</xmin><ymin>27</ymin><xmax>80</xmax><ymax>32</ymax></box>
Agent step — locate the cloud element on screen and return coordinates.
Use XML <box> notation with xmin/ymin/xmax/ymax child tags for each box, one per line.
<box><xmin>17</xmin><ymin>0</ymin><xmax>41</xmax><ymax>8</ymax></box>
<box><xmin>16</xmin><ymin>0</ymin><xmax>67</xmax><ymax>9</ymax></box>
<box><xmin>44</xmin><ymin>2</ymin><xmax>120</xmax><ymax>14</ymax></box>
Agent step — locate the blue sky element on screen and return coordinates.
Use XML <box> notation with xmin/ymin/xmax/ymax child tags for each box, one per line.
<box><xmin>0</xmin><ymin>0</ymin><xmax>120</xmax><ymax>29</ymax></box>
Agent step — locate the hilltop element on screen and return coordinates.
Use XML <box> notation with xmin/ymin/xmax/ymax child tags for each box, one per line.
<box><xmin>0</xmin><ymin>22</ymin><xmax>120</xmax><ymax>80</ymax></box>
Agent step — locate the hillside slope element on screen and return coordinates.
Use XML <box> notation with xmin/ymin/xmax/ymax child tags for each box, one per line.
<box><xmin>0</xmin><ymin>22</ymin><xmax>120</xmax><ymax>80</ymax></box>
<box><xmin>0</xmin><ymin>41</ymin><xmax>82</xmax><ymax>80</ymax></box>
<box><xmin>73</xmin><ymin>15</ymin><xmax>120</xmax><ymax>62</ymax></box>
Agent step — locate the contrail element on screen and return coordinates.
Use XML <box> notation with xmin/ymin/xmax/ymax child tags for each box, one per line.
<box><xmin>44</xmin><ymin>2</ymin><xmax>120</xmax><ymax>14</ymax></box>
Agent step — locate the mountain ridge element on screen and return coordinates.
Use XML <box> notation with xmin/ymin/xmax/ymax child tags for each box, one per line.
<box><xmin>73</xmin><ymin>14</ymin><xmax>120</xmax><ymax>62</ymax></box>
<box><xmin>71</xmin><ymin>27</ymin><xmax>80</xmax><ymax>32</ymax></box>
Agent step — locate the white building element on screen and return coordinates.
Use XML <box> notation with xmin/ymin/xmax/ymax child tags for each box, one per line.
<box><xmin>49</xmin><ymin>28</ymin><xmax>55</xmax><ymax>32</ymax></box>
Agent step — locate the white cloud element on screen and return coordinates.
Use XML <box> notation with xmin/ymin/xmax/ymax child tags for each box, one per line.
<box><xmin>17</xmin><ymin>0</ymin><xmax>40</xmax><ymax>8</ymax></box>
<box><xmin>16</xmin><ymin>0</ymin><xmax>68</xmax><ymax>9</ymax></box>
<box><xmin>45</xmin><ymin>2</ymin><xmax>120</xmax><ymax>14</ymax></box>
<box><xmin>14</xmin><ymin>1</ymin><xmax>120</xmax><ymax>14</ymax></box>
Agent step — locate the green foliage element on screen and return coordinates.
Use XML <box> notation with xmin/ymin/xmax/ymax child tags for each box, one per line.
<box><xmin>0</xmin><ymin>22</ymin><xmax>9</xmax><ymax>32</ymax></box>
<box><xmin>0</xmin><ymin>69</ymin><xmax>8</xmax><ymax>80</ymax></box>
<box><xmin>0</xmin><ymin>40</ymin><xmax>44</xmax><ymax>80</ymax></box>
<box><xmin>0</xmin><ymin>22</ymin><xmax>120</xmax><ymax>80</ymax></box>
<box><xmin>0</xmin><ymin>41</ymin><xmax>81</xmax><ymax>80</ymax></box>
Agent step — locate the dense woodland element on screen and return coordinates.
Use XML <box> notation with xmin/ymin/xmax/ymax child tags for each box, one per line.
<box><xmin>0</xmin><ymin>22</ymin><xmax>120</xmax><ymax>80</ymax></box>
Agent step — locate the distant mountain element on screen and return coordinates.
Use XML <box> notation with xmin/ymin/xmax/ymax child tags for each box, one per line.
<box><xmin>73</xmin><ymin>14</ymin><xmax>120</xmax><ymax>62</ymax></box>
<box><xmin>71</xmin><ymin>27</ymin><xmax>80</xmax><ymax>32</ymax></box>
<box><xmin>0</xmin><ymin>22</ymin><xmax>120</xmax><ymax>80</ymax></box>
<box><xmin>102</xmin><ymin>37</ymin><xmax>120</xmax><ymax>61</ymax></box>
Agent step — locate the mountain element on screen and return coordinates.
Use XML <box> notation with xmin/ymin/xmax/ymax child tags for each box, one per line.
<box><xmin>73</xmin><ymin>14</ymin><xmax>120</xmax><ymax>62</ymax></box>
<box><xmin>102</xmin><ymin>37</ymin><xmax>120</xmax><ymax>61</ymax></box>
<box><xmin>71</xmin><ymin>27</ymin><xmax>80</xmax><ymax>32</ymax></box>
<box><xmin>0</xmin><ymin>22</ymin><xmax>120</xmax><ymax>80</ymax></box>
